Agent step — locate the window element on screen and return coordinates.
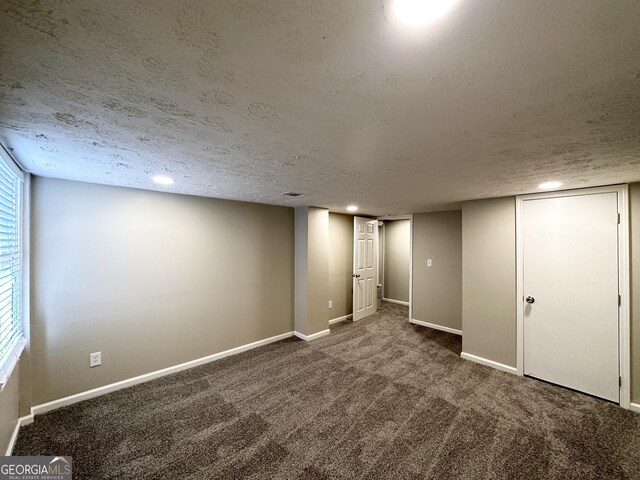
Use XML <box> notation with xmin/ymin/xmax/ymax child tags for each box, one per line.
<box><xmin>0</xmin><ymin>148</ymin><xmax>24</xmax><ymax>388</ymax></box>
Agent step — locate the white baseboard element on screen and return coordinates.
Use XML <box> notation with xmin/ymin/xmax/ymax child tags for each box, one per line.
<box><xmin>630</xmin><ymin>403</ymin><xmax>640</xmax><ymax>414</ymax></box>
<box><xmin>19</xmin><ymin>415</ymin><xmax>33</xmax><ymax>427</ymax></box>
<box><xmin>382</xmin><ymin>298</ymin><xmax>410</xmax><ymax>307</ymax></box>
<box><xmin>30</xmin><ymin>331</ymin><xmax>295</xmax><ymax>416</ymax></box>
<box><xmin>460</xmin><ymin>352</ymin><xmax>517</xmax><ymax>375</ymax></box>
<box><xmin>294</xmin><ymin>329</ymin><xmax>331</xmax><ymax>341</ymax></box>
<box><xmin>329</xmin><ymin>315</ymin><xmax>351</xmax><ymax>325</ymax></box>
<box><xmin>5</xmin><ymin>419</ymin><xmax>20</xmax><ymax>456</ymax></box>
<box><xmin>4</xmin><ymin>415</ymin><xmax>33</xmax><ymax>456</ymax></box>
<box><xmin>410</xmin><ymin>318</ymin><xmax>462</xmax><ymax>336</ymax></box>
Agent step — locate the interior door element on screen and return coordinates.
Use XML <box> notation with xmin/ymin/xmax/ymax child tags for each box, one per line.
<box><xmin>522</xmin><ymin>192</ymin><xmax>620</xmax><ymax>402</ymax></box>
<box><xmin>353</xmin><ymin>217</ymin><xmax>378</xmax><ymax>321</ymax></box>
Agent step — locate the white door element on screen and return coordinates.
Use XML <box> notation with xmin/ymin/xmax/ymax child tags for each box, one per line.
<box><xmin>353</xmin><ymin>217</ymin><xmax>378</xmax><ymax>321</ymax></box>
<box><xmin>522</xmin><ymin>192</ymin><xmax>620</xmax><ymax>402</ymax></box>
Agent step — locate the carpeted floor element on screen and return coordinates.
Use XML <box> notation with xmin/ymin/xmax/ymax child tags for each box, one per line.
<box><xmin>14</xmin><ymin>302</ymin><xmax>640</xmax><ymax>479</ymax></box>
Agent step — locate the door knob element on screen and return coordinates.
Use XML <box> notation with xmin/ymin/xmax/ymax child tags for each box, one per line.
<box><xmin>526</xmin><ymin>296</ymin><xmax>535</xmax><ymax>304</ymax></box>
<box><xmin>352</xmin><ymin>274</ymin><xmax>361</xmax><ymax>278</ymax></box>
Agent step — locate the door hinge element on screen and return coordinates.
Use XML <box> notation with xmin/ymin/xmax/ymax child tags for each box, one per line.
<box><xmin>619</xmin><ymin>376</ymin><xmax>622</xmax><ymax>387</ymax></box>
<box><xmin>617</xmin><ymin>213</ymin><xmax>621</xmax><ymax>224</ymax></box>
<box><xmin>618</xmin><ymin>294</ymin><xmax>621</xmax><ymax>306</ymax></box>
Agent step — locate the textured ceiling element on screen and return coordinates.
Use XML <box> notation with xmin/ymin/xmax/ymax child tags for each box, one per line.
<box><xmin>1</xmin><ymin>0</ymin><xmax>639</xmax><ymax>215</ymax></box>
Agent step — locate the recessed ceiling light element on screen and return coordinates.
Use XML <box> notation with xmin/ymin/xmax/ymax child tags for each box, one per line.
<box><xmin>538</xmin><ymin>181</ymin><xmax>562</xmax><ymax>190</ymax></box>
<box><xmin>391</xmin><ymin>0</ymin><xmax>462</xmax><ymax>26</ymax></box>
<box><xmin>347</xmin><ymin>205</ymin><xmax>358</xmax><ymax>212</ymax></box>
<box><xmin>152</xmin><ymin>175</ymin><xmax>174</xmax><ymax>185</ymax></box>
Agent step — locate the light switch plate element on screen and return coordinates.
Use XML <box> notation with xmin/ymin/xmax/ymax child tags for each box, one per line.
<box><xmin>427</xmin><ymin>259</ymin><xmax>433</xmax><ymax>267</ymax></box>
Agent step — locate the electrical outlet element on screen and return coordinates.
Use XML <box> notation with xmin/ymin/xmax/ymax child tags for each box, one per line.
<box><xmin>89</xmin><ymin>352</ymin><xmax>101</xmax><ymax>368</ymax></box>
<box><xmin>329</xmin><ymin>300</ymin><xmax>333</xmax><ymax>309</ymax></box>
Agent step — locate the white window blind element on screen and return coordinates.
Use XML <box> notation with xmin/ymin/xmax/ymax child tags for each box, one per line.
<box><xmin>0</xmin><ymin>150</ymin><xmax>23</xmax><ymax>388</ymax></box>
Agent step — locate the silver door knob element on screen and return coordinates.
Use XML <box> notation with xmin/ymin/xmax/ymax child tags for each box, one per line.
<box><xmin>526</xmin><ymin>296</ymin><xmax>535</xmax><ymax>304</ymax></box>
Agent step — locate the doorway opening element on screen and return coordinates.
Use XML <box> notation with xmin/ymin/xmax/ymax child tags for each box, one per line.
<box><xmin>378</xmin><ymin>215</ymin><xmax>413</xmax><ymax>321</ymax></box>
<box><xmin>352</xmin><ymin>215</ymin><xmax>413</xmax><ymax>323</ymax></box>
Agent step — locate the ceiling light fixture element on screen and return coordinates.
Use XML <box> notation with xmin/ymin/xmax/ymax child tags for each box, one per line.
<box><xmin>538</xmin><ymin>181</ymin><xmax>562</xmax><ymax>190</ymax></box>
<box><xmin>152</xmin><ymin>175</ymin><xmax>175</xmax><ymax>186</ymax></box>
<box><xmin>347</xmin><ymin>205</ymin><xmax>358</xmax><ymax>212</ymax></box>
<box><xmin>391</xmin><ymin>0</ymin><xmax>462</xmax><ymax>26</ymax></box>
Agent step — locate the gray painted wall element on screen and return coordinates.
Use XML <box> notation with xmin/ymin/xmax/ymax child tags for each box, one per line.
<box><xmin>412</xmin><ymin>211</ymin><xmax>462</xmax><ymax>330</ymax></box>
<box><xmin>12</xmin><ymin>178</ymin><xmax>640</xmax><ymax>427</ymax></box>
<box><xmin>307</xmin><ymin>208</ymin><xmax>329</xmax><ymax>335</ymax></box>
<box><xmin>294</xmin><ymin>207</ymin><xmax>310</xmax><ymax>335</ymax></box>
<box><xmin>328</xmin><ymin>213</ymin><xmax>353</xmax><ymax>319</ymax></box>
<box><xmin>383</xmin><ymin>220</ymin><xmax>410</xmax><ymax>303</ymax></box>
<box><xmin>0</xmin><ymin>361</ymin><xmax>19</xmax><ymax>455</ymax></box>
<box><xmin>630</xmin><ymin>183</ymin><xmax>640</xmax><ymax>403</ymax></box>
<box><xmin>31</xmin><ymin>177</ymin><xmax>294</xmax><ymax>405</ymax></box>
<box><xmin>294</xmin><ymin>207</ymin><xmax>329</xmax><ymax>336</ymax></box>
<box><xmin>461</xmin><ymin>197</ymin><xmax>517</xmax><ymax>367</ymax></box>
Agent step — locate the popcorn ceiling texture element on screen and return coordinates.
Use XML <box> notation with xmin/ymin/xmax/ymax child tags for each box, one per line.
<box><xmin>1</xmin><ymin>0</ymin><xmax>639</xmax><ymax>214</ymax></box>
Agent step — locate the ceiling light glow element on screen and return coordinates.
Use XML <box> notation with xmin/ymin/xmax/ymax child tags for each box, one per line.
<box><xmin>347</xmin><ymin>205</ymin><xmax>358</xmax><ymax>212</ymax></box>
<box><xmin>538</xmin><ymin>181</ymin><xmax>562</xmax><ymax>190</ymax></box>
<box><xmin>152</xmin><ymin>175</ymin><xmax>175</xmax><ymax>186</ymax></box>
<box><xmin>391</xmin><ymin>0</ymin><xmax>461</xmax><ymax>26</ymax></box>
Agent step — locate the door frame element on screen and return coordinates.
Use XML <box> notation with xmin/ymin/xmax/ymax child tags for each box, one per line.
<box><xmin>515</xmin><ymin>185</ymin><xmax>630</xmax><ymax>408</ymax></box>
<box><xmin>376</xmin><ymin>214</ymin><xmax>414</xmax><ymax>321</ymax></box>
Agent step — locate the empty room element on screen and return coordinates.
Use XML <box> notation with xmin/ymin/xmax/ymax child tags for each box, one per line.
<box><xmin>1</xmin><ymin>1</ymin><xmax>639</xmax><ymax>479</ymax></box>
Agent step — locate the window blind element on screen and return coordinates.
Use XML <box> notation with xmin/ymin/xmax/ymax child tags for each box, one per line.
<box><xmin>0</xmin><ymin>151</ymin><xmax>23</xmax><ymax>387</ymax></box>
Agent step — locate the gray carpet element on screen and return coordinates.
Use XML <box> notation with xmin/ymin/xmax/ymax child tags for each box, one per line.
<box><xmin>14</xmin><ymin>302</ymin><xmax>640</xmax><ymax>479</ymax></box>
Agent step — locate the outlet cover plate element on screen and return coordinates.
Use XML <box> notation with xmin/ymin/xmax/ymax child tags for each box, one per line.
<box><xmin>90</xmin><ymin>352</ymin><xmax>101</xmax><ymax>368</ymax></box>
